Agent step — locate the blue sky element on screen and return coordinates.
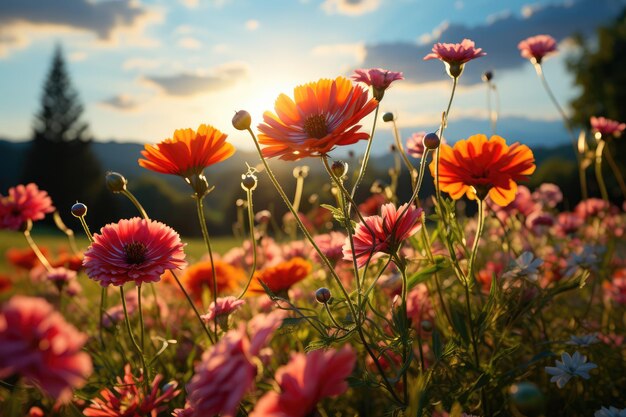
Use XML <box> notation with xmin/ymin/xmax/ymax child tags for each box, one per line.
<box><xmin>0</xmin><ymin>0</ymin><xmax>623</xmax><ymax>154</ymax></box>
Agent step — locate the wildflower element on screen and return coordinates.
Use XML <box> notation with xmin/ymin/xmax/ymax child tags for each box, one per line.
<box><xmin>518</xmin><ymin>34</ymin><xmax>558</xmax><ymax>64</ymax></box>
<box><xmin>247</xmin><ymin>257</ymin><xmax>312</xmax><ymax>296</ymax></box>
<box><xmin>83</xmin><ymin>217</ymin><xmax>186</xmax><ymax>287</ymax></box>
<box><xmin>603</xmin><ymin>269</ymin><xmax>626</xmax><ymax>305</ymax></box>
<box><xmin>545</xmin><ymin>351</ymin><xmax>597</xmax><ymax>388</ymax></box>
<box><xmin>343</xmin><ymin>203</ymin><xmax>423</xmax><ymax>268</ymax></box>
<box><xmin>83</xmin><ymin>364</ymin><xmax>180</xmax><ymax>416</ymax></box>
<box><xmin>257</xmin><ymin>76</ymin><xmax>378</xmax><ymax>161</ymax></box>
<box><xmin>555</xmin><ymin>212</ymin><xmax>583</xmax><ymax>236</ymax></box>
<box><xmin>313</xmin><ymin>231</ymin><xmax>347</xmax><ymax>263</ymax></box>
<box><xmin>0</xmin><ymin>183</ymin><xmax>54</xmax><ymax>231</ymax></box>
<box><xmin>567</xmin><ymin>334</ymin><xmax>599</xmax><ymax>347</ymax></box>
<box><xmin>0</xmin><ymin>274</ymin><xmax>12</xmax><ymax>293</ymax></box>
<box><xmin>45</xmin><ymin>267</ymin><xmax>77</xmax><ymax>292</ymax></box>
<box><xmin>591</xmin><ymin>116</ymin><xmax>626</xmax><ymax>139</ymax></box>
<box><xmin>200</xmin><ymin>296</ymin><xmax>245</xmax><ymax>327</ymax></box>
<box><xmin>183</xmin><ymin>259</ymin><xmax>246</xmax><ymax>301</ymax></box>
<box><xmin>351</xmin><ymin>68</ymin><xmax>404</xmax><ymax>100</ymax></box>
<box><xmin>406</xmin><ymin>283</ymin><xmax>434</xmax><ymax>332</ymax></box>
<box><xmin>564</xmin><ymin>245</ymin><xmax>603</xmax><ymax>277</ymax></box>
<box><xmin>431</xmin><ymin>134</ymin><xmax>535</xmax><ymax>206</ymax></box>
<box><xmin>532</xmin><ymin>183</ymin><xmax>563</xmax><ymax>208</ymax></box>
<box><xmin>5</xmin><ymin>246</ymin><xmax>48</xmax><ymax>270</ymax></box>
<box><xmin>575</xmin><ymin>198</ymin><xmax>612</xmax><ymax>219</ymax></box>
<box><xmin>250</xmin><ymin>346</ymin><xmax>356</xmax><ymax>417</ymax></box>
<box><xmin>595</xmin><ymin>406</ymin><xmax>626</xmax><ymax>417</ymax></box>
<box><xmin>0</xmin><ymin>296</ymin><xmax>92</xmax><ymax>402</ymax></box>
<box><xmin>358</xmin><ymin>193</ymin><xmax>386</xmax><ymax>216</ymax></box>
<box><xmin>493</xmin><ymin>185</ymin><xmax>539</xmax><ymax>221</ymax></box>
<box><xmin>423</xmin><ymin>38</ymin><xmax>486</xmax><ymax>78</ymax></box>
<box><xmin>406</xmin><ymin>132</ymin><xmax>426</xmax><ymax>159</ymax></box>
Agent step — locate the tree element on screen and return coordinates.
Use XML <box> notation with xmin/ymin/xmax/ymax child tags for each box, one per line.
<box><xmin>21</xmin><ymin>45</ymin><xmax>116</xmax><ymax>230</ymax></box>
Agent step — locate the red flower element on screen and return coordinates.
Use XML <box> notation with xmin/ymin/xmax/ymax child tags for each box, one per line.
<box><xmin>247</xmin><ymin>257</ymin><xmax>312</xmax><ymax>295</ymax></box>
<box><xmin>518</xmin><ymin>34</ymin><xmax>557</xmax><ymax>64</ymax></box>
<box><xmin>257</xmin><ymin>77</ymin><xmax>378</xmax><ymax>161</ymax></box>
<box><xmin>351</xmin><ymin>68</ymin><xmax>403</xmax><ymax>100</ymax></box>
<box><xmin>423</xmin><ymin>39</ymin><xmax>486</xmax><ymax>78</ymax></box>
<box><xmin>83</xmin><ymin>218</ymin><xmax>186</xmax><ymax>287</ymax></box>
<box><xmin>5</xmin><ymin>246</ymin><xmax>49</xmax><ymax>270</ymax></box>
<box><xmin>182</xmin><ymin>259</ymin><xmax>246</xmax><ymax>301</ymax></box>
<box><xmin>0</xmin><ymin>296</ymin><xmax>92</xmax><ymax>402</ymax></box>
<box><xmin>590</xmin><ymin>116</ymin><xmax>626</xmax><ymax>138</ymax></box>
<box><xmin>0</xmin><ymin>183</ymin><xmax>54</xmax><ymax>231</ymax></box>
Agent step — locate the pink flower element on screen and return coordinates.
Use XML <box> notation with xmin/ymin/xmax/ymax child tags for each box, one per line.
<box><xmin>83</xmin><ymin>217</ymin><xmax>186</xmax><ymax>287</ymax></box>
<box><xmin>45</xmin><ymin>267</ymin><xmax>77</xmax><ymax>291</ymax></box>
<box><xmin>201</xmin><ymin>296</ymin><xmax>245</xmax><ymax>324</ymax></box>
<box><xmin>518</xmin><ymin>34</ymin><xmax>557</xmax><ymax>64</ymax></box>
<box><xmin>187</xmin><ymin>312</ymin><xmax>282</xmax><ymax>417</ymax></box>
<box><xmin>344</xmin><ymin>203</ymin><xmax>423</xmax><ymax>267</ymax></box>
<box><xmin>313</xmin><ymin>231</ymin><xmax>347</xmax><ymax>263</ymax></box>
<box><xmin>532</xmin><ymin>183</ymin><xmax>563</xmax><ymax>208</ymax></box>
<box><xmin>603</xmin><ymin>269</ymin><xmax>626</xmax><ymax>305</ymax></box>
<box><xmin>84</xmin><ymin>364</ymin><xmax>180</xmax><ymax>417</ymax></box>
<box><xmin>351</xmin><ymin>68</ymin><xmax>403</xmax><ymax>100</ymax></box>
<box><xmin>250</xmin><ymin>346</ymin><xmax>356</xmax><ymax>417</ymax></box>
<box><xmin>423</xmin><ymin>39</ymin><xmax>486</xmax><ymax>78</ymax></box>
<box><xmin>405</xmin><ymin>283</ymin><xmax>434</xmax><ymax>332</ymax></box>
<box><xmin>406</xmin><ymin>132</ymin><xmax>426</xmax><ymax>159</ymax></box>
<box><xmin>555</xmin><ymin>212</ymin><xmax>583</xmax><ymax>236</ymax></box>
<box><xmin>0</xmin><ymin>183</ymin><xmax>54</xmax><ymax>231</ymax></box>
<box><xmin>590</xmin><ymin>116</ymin><xmax>626</xmax><ymax>138</ymax></box>
<box><xmin>0</xmin><ymin>296</ymin><xmax>92</xmax><ymax>402</ymax></box>
<box><xmin>575</xmin><ymin>198</ymin><xmax>612</xmax><ymax>220</ymax></box>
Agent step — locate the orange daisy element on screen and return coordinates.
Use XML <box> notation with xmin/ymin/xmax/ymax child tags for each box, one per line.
<box><xmin>247</xmin><ymin>257</ymin><xmax>312</xmax><ymax>296</ymax></box>
<box><xmin>139</xmin><ymin>124</ymin><xmax>235</xmax><ymax>178</ymax></box>
<box><xmin>182</xmin><ymin>259</ymin><xmax>246</xmax><ymax>301</ymax></box>
<box><xmin>257</xmin><ymin>77</ymin><xmax>378</xmax><ymax>161</ymax></box>
<box><xmin>430</xmin><ymin>134</ymin><xmax>535</xmax><ymax>206</ymax></box>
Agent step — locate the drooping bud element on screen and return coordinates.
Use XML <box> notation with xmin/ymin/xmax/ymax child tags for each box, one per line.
<box><xmin>105</xmin><ymin>171</ymin><xmax>127</xmax><ymax>193</ymax></box>
<box><xmin>232</xmin><ymin>110</ymin><xmax>252</xmax><ymax>131</ymax></box>
<box><xmin>315</xmin><ymin>287</ymin><xmax>332</xmax><ymax>304</ymax></box>
<box><xmin>241</xmin><ymin>173</ymin><xmax>258</xmax><ymax>191</ymax></box>
<box><xmin>423</xmin><ymin>132</ymin><xmax>441</xmax><ymax>150</ymax></box>
<box><xmin>382</xmin><ymin>112</ymin><xmax>395</xmax><ymax>122</ymax></box>
<box><xmin>71</xmin><ymin>202</ymin><xmax>88</xmax><ymax>218</ymax></box>
<box><xmin>331</xmin><ymin>160</ymin><xmax>348</xmax><ymax>178</ymax></box>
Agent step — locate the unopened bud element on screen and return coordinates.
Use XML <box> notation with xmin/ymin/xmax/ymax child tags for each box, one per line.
<box><xmin>482</xmin><ymin>70</ymin><xmax>493</xmax><ymax>82</ymax></box>
<box><xmin>235</xmin><ymin>198</ymin><xmax>245</xmax><ymax>208</ymax></box>
<box><xmin>390</xmin><ymin>144</ymin><xmax>397</xmax><ymax>152</ymax></box>
<box><xmin>71</xmin><ymin>202</ymin><xmax>88</xmax><ymax>218</ymax></box>
<box><xmin>315</xmin><ymin>287</ymin><xmax>332</xmax><ymax>304</ymax></box>
<box><xmin>241</xmin><ymin>173</ymin><xmax>258</xmax><ymax>191</ymax></box>
<box><xmin>293</xmin><ymin>166</ymin><xmax>309</xmax><ymax>179</ymax></box>
<box><xmin>331</xmin><ymin>160</ymin><xmax>348</xmax><ymax>178</ymax></box>
<box><xmin>423</xmin><ymin>132</ymin><xmax>440</xmax><ymax>150</ymax></box>
<box><xmin>105</xmin><ymin>171</ymin><xmax>127</xmax><ymax>193</ymax></box>
<box><xmin>382</xmin><ymin>112</ymin><xmax>395</xmax><ymax>122</ymax></box>
<box><xmin>232</xmin><ymin>110</ymin><xmax>251</xmax><ymax>131</ymax></box>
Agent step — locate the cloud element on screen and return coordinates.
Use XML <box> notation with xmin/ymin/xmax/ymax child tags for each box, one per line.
<box><xmin>123</xmin><ymin>57</ymin><xmax>163</xmax><ymax>71</ymax></box>
<box><xmin>321</xmin><ymin>0</ymin><xmax>380</xmax><ymax>16</ymax></box>
<box><xmin>0</xmin><ymin>0</ymin><xmax>159</xmax><ymax>56</ymax></box>
<box><xmin>68</xmin><ymin>51</ymin><xmax>87</xmax><ymax>62</ymax></box>
<box><xmin>178</xmin><ymin>37</ymin><xmax>203</xmax><ymax>49</ymax></box>
<box><xmin>99</xmin><ymin>94</ymin><xmax>139</xmax><ymax>111</ymax></box>
<box><xmin>180</xmin><ymin>0</ymin><xmax>199</xmax><ymax>9</ymax></box>
<box><xmin>311</xmin><ymin>42</ymin><xmax>366</xmax><ymax>64</ymax></box>
<box><xmin>359</xmin><ymin>0</ymin><xmax>623</xmax><ymax>86</ymax></box>
<box><xmin>245</xmin><ymin>19</ymin><xmax>260</xmax><ymax>31</ymax></box>
<box><xmin>143</xmin><ymin>62</ymin><xmax>249</xmax><ymax>96</ymax></box>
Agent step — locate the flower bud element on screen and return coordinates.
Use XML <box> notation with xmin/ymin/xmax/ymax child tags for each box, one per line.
<box><xmin>382</xmin><ymin>112</ymin><xmax>395</xmax><ymax>122</ymax></box>
<box><xmin>315</xmin><ymin>287</ymin><xmax>332</xmax><ymax>304</ymax></box>
<box><xmin>241</xmin><ymin>173</ymin><xmax>258</xmax><ymax>191</ymax></box>
<box><xmin>331</xmin><ymin>160</ymin><xmax>348</xmax><ymax>178</ymax></box>
<box><xmin>255</xmin><ymin>209</ymin><xmax>271</xmax><ymax>223</ymax></box>
<box><xmin>293</xmin><ymin>166</ymin><xmax>309</xmax><ymax>179</ymax></box>
<box><xmin>236</xmin><ymin>198</ymin><xmax>245</xmax><ymax>208</ymax></box>
<box><xmin>423</xmin><ymin>132</ymin><xmax>440</xmax><ymax>150</ymax></box>
<box><xmin>71</xmin><ymin>202</ymin><xmax>88</xmax><ymax>218</ymax></box>
<box><xmin>232</xmin><ymin>110</ymin><xmax>251</xmax><ymax>131</ymax></box>
<box><xmin>482</xmin><ymin>70</ymin><xmax>493</xmax><ymax>82</ymax></box>
<box><xmin>105</xmin><ymin>171</ymin><xmax>127</xmax><ymax>193</ymax></box>
<box><xmin>509</xmin><ymin>382</ymin><xmax>544</xmax><ymax>417</ymax></box>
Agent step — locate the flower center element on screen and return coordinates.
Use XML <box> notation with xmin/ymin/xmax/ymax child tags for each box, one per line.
<box><xmin>303</xmin><ymin>114</ymin><xmax>328</xmax><ymax>139</ymax></box>
<box><xmin>123</xmin><ymin>242</ymin><xmax>147</xmax><ymax>265</ymax></box>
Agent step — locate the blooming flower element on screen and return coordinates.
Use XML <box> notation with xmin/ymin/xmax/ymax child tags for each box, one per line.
<box><xmin>430</xmin><ymin>134</ymin><xmax>536</xmax><ymax>206</ymax></box>
<box><xmin>343</xmin><ymin>203</ymin><xmax>423</xmax><ymax>268</ymax></box>
<box><xmin>405</xmin><ymin>283</ymin><xmax>434</xmax><ymax>332</ymax></box>
<box><xmin>250</xmin><ymin>346</ymin><xmax>356</xmax><ymax>417</ymax></box>
<box><xmin>351</xmin><ymin>68</ymin><xmax>403</xmax><ymax>100</ymax></box>
<box><xmin>83</xmin><ymin>364</ymin><xmax>180</xmax><ymax>417</ymax></box>
<box><xmin>5</xmin><ymin>246</ymin><xmax>48</xmax><ymax>270</ymax></box>
<box><xmin>313</xmin><ymin>231</ymin><xmax>347</xmax><ymax>263</ymax></box>
<box><xmin>83</xmin><ymin>217</ymin><xmax>187</xmax><ymax>287</ymax></box>
<box><xmin>502</xmin><ymin>252</ymin><xmax>543</xmax><ymax>282</ymax></box>
<box><xmin>247</xmin><ymin>257</ymin><xmax>312</xmax><ymax>296</ymax></box>
<box><xmin>0</xmin><ymin>296</ymin><xmax>92</xmax><ymax>402</ymax></box>
<box><xmin>532</xmin><ymin>183</ymin><xmax>563</xmax><ymax>208</ymax></box>
<box><xmin>257</xmin><ymin>76</ymin><xmax>378</xmax><ymax>161</ymax></box>
<box><xmin>545</xmin><ymin>351</ymin><xmax>597</xmax><ymax>388</ymax></box>
<box><xmin>45</xmin><ymin>267</ymin><xmax>77</xmax><ymax>291</ymax></box>
<box><xmin>567</xmin><ymin>334</ymin><xmax>599</xmax><ymax>347</ymax></box>
<box><xmin>139</xmin><ymin>124</ymin><xmax>235</xmax><ymax>178</ymax></box>
<box><xmin>518</xmin><ymin>34</ymin><xmax>558</xmax><ymax>64</ymax></box>
<box><xmin>595</xmin><ymin>406</ymin><xmax>626</xmax><ymax>417</ymax></box>
<box><xmin>423</xmin><ymin>39</ymin><xmax>486</xmax><ymax>78</ymax></box>
<box><xmin>0</xmin><ymin>183</ymin><xmax>54</xmax><ymax>231</ymax></box>
<box><xmin>201</xmin><ymin>296</ymin><xmax>246</xmax><ymax>324</ymax></box>
<box><xmin>603</xmin><ymin>269</ymin><xmax>626</xmax><ymax>305</ymax></box>
<box><xmin>564</xmin><ymin>245</ymin><xmax>603</xmax><ymax>277</ymax></box>
<box><xmin>182</xmin><ymin>259</ymin><xmax>246</xmax><ymax>301</ymax></box>
<box><xmin>590</xmin><ymin>116</ymin><xmax>626</xmax><ymax>138</ymax></box>
<box><xmin>406</xmin><ymin>132</ymin><xmax>426</xmax><ymax>159</ymax></box>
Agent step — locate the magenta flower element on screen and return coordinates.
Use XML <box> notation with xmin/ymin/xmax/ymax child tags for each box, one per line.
<box><xmin>83</xmin><ymin>217</ymin><xmax>186</xmax><ymax>287</ymax></box>
<box><xmin>406</xmin><ymin>283</ymin><xmax>434</xmax><ymax>332</ymax></box>
<box><xmin>83</xmin><ymin>364</ymin><xmax>180</xmax><ymax>417</ymax></box>
<box><xmin>344</xmin><ymin>203</ymin><xmax>424</xmax><ymax>267</ymax></box>
<box><xmin>201</xmin><ymin>296</ymin><xmax>245</xmax><ymax>324</ymax></box>
<box><xmin>351</xmin><ymin>68</ymin><xmax>404</xmax><ymax>100</ymax></box>
<box><xmin>423</xmin><ymin>38</ymin><xmax>486</xmax><ymax>78</ymax></box>
<box><xmin>0</xmin><ymin>183</ymin><xmax>54</xmax><ymax>231</ymax></box>
<box><xmin>313</xmin><ymin>231</ymin><xmax>347</xmax><ymax>263</ymax></box>
<box><xmin>0</xmin><ymin>296</ymin><xmax>92</xmax><ymax>402</ymax></box>
<box><xmin>518</xmin><ymin>34</ymin><xmax>557</xmax><ymax>64</ymax></box>
<box><xmin>406</xmin><ymin>132</ymin><xmax>426</xmax><ymax>159</ymax></box>
<box><xmin>250</xmin><ymin>346</ymin><xmax>356</xmax><ymax>417</ymax></box>
<box><xmin>590</xmin><ymin>116</ymin><xmax>626</xmax><ymax>138</ymax></box>
<box><xmin>45</xmin><ymin>267</ymin><xmax>77</xmax><ymax>292</ymax></box>
<box><xmin>532</xmin><ymin>183</ymin><xmax>563</xmax><ymax>208</ymax></box>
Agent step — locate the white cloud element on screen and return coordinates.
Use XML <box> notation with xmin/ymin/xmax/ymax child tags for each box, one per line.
<box><xmin>99</xmin><ymin>94</ymin><xmax>139</xmax><ymax>111</ymax></box>
<box><xmin>311</xmin><ymin>42</ymin><xmax>366</xmax><ymax>64</ymax></box>
<box><xmin>321</xmin><ymin>0</ymin><xmax>381</xmax><ymax>16</ymax></box>
<box><xmin>180</xmin><ymin>0</ymin><xmax>199</xmax><ymax>9</ymax></box>
<box><xmin>245</xmin><ymin>19</ymin><xmax>260</xmax><ymax>31</ymax></box>
<box><xmin>178</xmin><ymin>37</ymin><xmax>203</xmax><ymax>49</ymax></box>
<box><xmin>68</xmin><ymin>51</ymin><xmax>87</xmax><ymax>62</ymax></box>
<box><xmin>123</xmin><ymin>57</ymin><xmax>163</xmax><ymax>71</ymax></box>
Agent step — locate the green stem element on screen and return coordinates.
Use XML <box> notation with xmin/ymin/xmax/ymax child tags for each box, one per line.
<box><xmin>324</xmin><ymin>302</ymin><xmax>348</xmax><ymax>331</ymax></box>
<box><xmin>604</xmin><ymin>143</ymin><xmax>626</xmax><ymax>200</ymax></box>
<box><xmin>120</xmin><ymin>286</ymin><xmax>148</xmax><ymax>392</ymax></box>
<box><xmin>170</xmin><ymin>269</ymin><xmax>215</xmax><ymax>343</ymax></box>
<box><xmin>237</xmin><ymin>188</ymin><xmax>258</xmax><ymax>299</ymax></box>
<box><xmin>137</xmin><ymin>284</ymin><xmax>145</xmax><ymax>351</ymax></box>
<box><xmin>391</xmin><ymin>119</ymin><xmax>417</xmax><ymax>190</ymax></box>
<box><xmin>53</xmin><ymin>211</ymin><xmax>80</xmax><ymax>255</ymax></box>
<box><xmin>434</xmin><ymin>76</ymin><xmax>458</xmax><ymax>207</ymax></box>
<box><xmin>122</xmin><ymin>189</ymin><xmax>149</xmax><ymax>220</ymax></box>
<box><xmin>23</xmin><ymin>227</ymin><xmax>53</xmax><ymax>273</ymax></box>
<box><xmin>292</xmin><ymin>173</ymin><xmax>305</xmax><ymax>213</ymax></box>
<box><xmin>195</xmin><ymin>197</ymin><xmax>219</xmax><ymax>341</ymax></box>
<box><xmin>595</xmin><ymin>140</ymin><xmax>609</xmax><ymax>201</ymax></box>
<box><xmin>397</xmin><ymin>259</ymin><xmax>410</xmax><ymax>405</ymax></box>
<box><xmin>350</xmin><ymin>104</ymin><xmax>380</xmax><ymax>201</ymax></box>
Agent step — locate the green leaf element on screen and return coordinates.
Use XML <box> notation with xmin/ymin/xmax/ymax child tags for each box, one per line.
<box><xmin>406</xmin><ymin>257</ymin><xmax>446</xmax><ymax>290</ymax></box>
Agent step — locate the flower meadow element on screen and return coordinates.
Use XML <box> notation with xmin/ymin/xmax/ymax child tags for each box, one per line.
<box><xmin>2</xmin><ymin>36</ymin><xmax>626</xmax><ymax>417</ymax></box>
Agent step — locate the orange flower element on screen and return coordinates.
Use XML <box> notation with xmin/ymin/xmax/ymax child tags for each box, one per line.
<box><xmin>247</xmin><ymin>257</ymin><xmax>312</xmax><ymax>295</ymax></box>
<box><xmin>257</xmin><ymin>77</ymin><xmax>378</xmax><ymax>161</ymax></box>
<box><xmin>139</xmin><ymin>124</ymin><xmax>235</xmax><ymax>178</ymax></box>
<box><xmin>182</xmin><ymin>260</ymin><xmax>246</xmax><ymax>301</ymax></box>
<box><xmin>430</xmin><ymin>134</ymin><xmax>535</xmax><ymax>206</ymax></box>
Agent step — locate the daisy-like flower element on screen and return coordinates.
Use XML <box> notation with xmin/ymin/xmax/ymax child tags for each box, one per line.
<box><xmin>351</xmin><ymin>68</ymin><xmax>404</xmax><ymax>100</ymax></box>
<box><xmin>83</xmin><ymin>217</ymin><xmax>187</xmax><ymax>287</ymax></box>
<box><xmin>250</xmin><ymin>346</ymin><xmax>356</xmax><ymax>417</ymax></box>
<box><xmin>343</xmin><ymin>203</ymin><xmax>423</xmax><ymax>268</ymax></box>
<box><xmin>201</xmin><ymin>296</ymin><xmax>245</xmax><ymax>326</ymax></box>
<box><xmin>0</xmin><ymin>296</ymin><xmax>93</xmax><ymax>402</ymax></box>
<box><xmin>247</xmin><ymin>257</ymin><xmax>312</xmax><ymax>296</ymax></box>
<box><xmin>45</xmin><ymin>267</ymin><xmax>77</xmax><ymax>292</ymax></box>
<box><xmin>406</xmin><ymin>132</ymin><xmax>426</xmax><ymax>159</ymax></box>
<box><xmin>532</xmin><ymin>182</ymin><xmax>563</xmax><ymax>208</ymax></box>
<box><xmin>595</xmin><ymin>406</ymin><xmax>626</xmax><ymax>417</ymax></box>
<box><xmin>567</xmin><ymin>333</ymin><xmax>599</xmax><ymax>347</ymax></box>
<box><xmin>313</xmin><ymin>231</ymin><xmax>347</xmax><ymax>263</ymax></box>
<box><xmin>545</xmin><ymin>351</ymin><xmax>597</xmax><ymax>388</ymax></box>
<box><xmin>590</xmin><ymin>116</ymin><xmax>626</xmax><ymax>139</ymax></box>
<box><xmin>430</xmin><ymin>134</ymin><xmax>536</xmax><ymax>206</ymax></box>
<box><xmin>564</xmin><ymin>245</ymin><xmax>604</xmax><ymax>277</ymax></box>
<box><xmin>183</xmin><ymin>259</ymin><xmax>246</xmax><ymax>301</ymax></box>
<box><xmin>423</xmin><ymin>38</ymin><xmax>486</xmax><ymax>78</ymax></box>
<box><xmin>501</xmin><ymin>252</ymin><xmax>543</xmax><ymax>282</ymax></box>
<box><xmin>518</xmin><ymin>34</ymin><xmax>558</xmax><ymax>64</ymax></box>
<box><xmin>0</xmin><ymin>183</ymin><xmax>54</xmax><ymax>231</ymax></box>
<box><xmin>257</xmin><ymin>76</ymin><xmax>378</xmax><ymax>161</ymax></box>
<box><xmin>83</xmin><ymin>364</ymin><xmax>180</xmax><ymax>417</ymax></box>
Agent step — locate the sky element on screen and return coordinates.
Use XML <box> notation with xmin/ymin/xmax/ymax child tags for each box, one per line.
<box><xmin>0</xmin><ymin>0</ymin><xmax>624</xmax><ymax>154</ymax></box>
